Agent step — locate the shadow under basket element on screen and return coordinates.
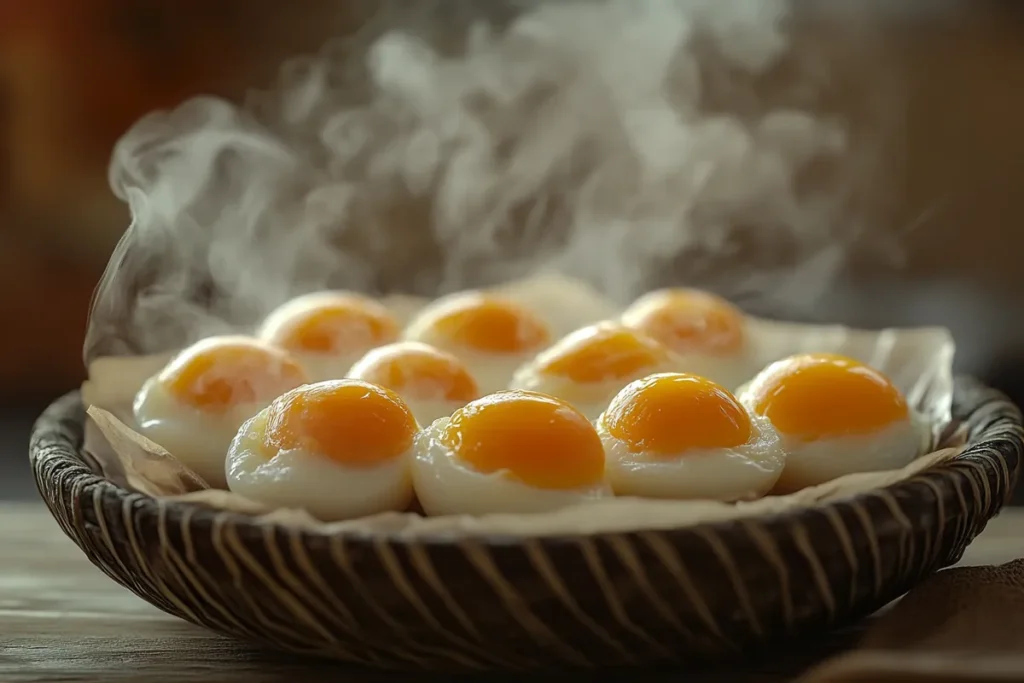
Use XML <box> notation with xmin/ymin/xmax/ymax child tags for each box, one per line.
<box><xmin>29</xmin><ymin>377</ymin><xmax>1024</xmax><ymax>672</ymax></box>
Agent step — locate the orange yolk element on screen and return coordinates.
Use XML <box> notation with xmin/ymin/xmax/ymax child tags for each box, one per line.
<box><xmin>622</xmin><ymin>289</ymin><xmax>745</xmax><ymax>355</ymax></box>
<box><xmin>270</xmin><ymin>295</ymin><xmax>399</xmax><ymax>355</ymax></box>
<box><xmin>263</xmin><ymin>380</ymin><xmax>418</xmax><ymax>466</ymax></box>
<box><xmin>441</xmin><ymin>391</ymin><xmax>605</xmax><ymax>490</ymax></box>
<box><xmin>162</xmin><ymin>338</ymin><xmax>308</xmax><ymax>413</ymax></box>
<box><xmin>422</xmin><ymin>295</ymin><xmax>550</xmax><ymax>354</ymax></box>
<box><xmin>748</xmin><ymin>354</ymin><xmax>909</xmax><ymax>441</ymax></box>
<box><xmin>349</xmin><ymin>343</ymin><xmax>480</xmax><ymax>402</ymax></box>
<box><xmin>602</xmin><ymin>373</ymin><xmax>752</xmax><ymax>456</ymax></box>
<box><xmin>537</xmin><ymin>325</ymin><xmax>673</xmax><ymax>384</ymax></box>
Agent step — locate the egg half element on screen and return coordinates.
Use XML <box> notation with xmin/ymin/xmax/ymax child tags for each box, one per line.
<box><xmin>411</xmin><ymin>390</ymin><xmax>612</xmax><ymax>516</ymax></box>
<box><xmin>133</xmin><ymin>335</ymin><xmax>310</xmax><ymax>488</ymax></box>
<box><xmin>738</xmin><ymin>353</ymin><xmax>926</xmax><ymax>493</ymax></box>
<box><xmin>620</xmin><ymin>288</ymin><xmax>754</xmax><ymax>390</ymax></box>
<box><xmin>509</xmin><ymin>322</ymin><xmax>678</xmax><ymax>419</ymax></box>
<box><xmin>346</xmin><ymin>341</ymin><xmax>481</xmax><ymax>426</ymax></box>
<box><xmin>402</xmin><ymin>292</ymin><xmax>552</xmax><ymax>393</ymax></box>
<box><xmin>226</xmin><ymin>379</ymin><xmax>417</xmax><ymax>520</ymax></box>
<box><xmin>597</xmin><ymin>373</ymin><xmax>786</xmax><ymax>501</ymax></box>
<box><xmin>258</xmin><ymin>291</ymin><xmax>400</xmax><ymax>382</ymax></box>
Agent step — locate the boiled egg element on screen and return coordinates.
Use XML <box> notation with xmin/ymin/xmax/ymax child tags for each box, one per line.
<box><xmin>346</xmin><ymin>341</ymin><xmax>481</xmax><ymax>426</ymax></box>
<box><xmin>225</xmin><ymin>380</ymin><xmax>417</xmax><ymax>520</ymax></box>
<box><xmin>411</xmin><ymin>390</ymin><xmax>612</xmax><ymax>516</ymax></box>
<box><xmin>258</xmin><ymin>291</ymin><xmax>400</xmax><ymax>381</ymax></box>
<box><xmin>133</xmin><ymin>336</ymin><xmax>309</xmax><ymax>488</ymax></box>
<box><xmin>509</xmin><ymin>322</ymin><xmax>678</xmax><ymax>419</ymax></box>
<box><xmin>597</xmin><ymin>373</ymin><xmax>786</xmax><ymax>501</ymax></box>
<box><xmin>402</xmin><ymin>292</ymin><xmax>552</xmax><ymax>393</ymax></box>
<box><xmin>489</xmin><ymin>272</ymin><xmax>621</xmax><ymax>338</ymax></box>
<box><xmin>620</xmin><ymin>288</ymin><xmax>753</xmax><ymax>389</ymax></box>
<box><xmin>738</xmin><ymin>353</ymin><xmax>926</xmax><ymax>494</ymax></box>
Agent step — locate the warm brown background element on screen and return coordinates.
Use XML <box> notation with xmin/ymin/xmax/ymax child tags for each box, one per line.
<box><xmin>1</xmin><ymin>1</ymin><xmax>356</xmax><ymax>408</ymax></box>
<box><xmin>2</xmin><ymin>0</ymin><xmax>1024</xmax><ymax>413</ymax></box>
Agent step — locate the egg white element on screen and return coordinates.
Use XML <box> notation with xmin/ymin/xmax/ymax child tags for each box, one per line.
<box><xmin>292</xmin><ymin>352</ymin><xmax>367</xmax><ymax>383</ymax></box>
<box><xmin>400</xmin><ymin>336</ymin><xmax>534</xmax><ymax>395</ymax></box>
<box><xmin>225</xmin><ymin>411</ymin><xmax>414</xmax><ymax>521</ymax></box>
<box><xmin>133</xmin><ymin>376</ymin><xmax>271</xmax><ymax>489</ymax></box>
<box><xmin>402</xmin><ymin>292</ymin><xmax>551</xmax><ymax>394</ymax></box>
<box><xmin>488</xmin><ymin>272</ymin><xmax>621</xmax><ymax>338</ymax></box>
<box><xmin>619</xmin><ymin>294</ymin><xmax>758</xmax><ymax>391</ymax></box>
<box><xmin>345</xmin><ymin>342</ymin><xmax>480</xmax><ymax>425</ymax></box>
<box><xmin>669</xmin><ymin>351</ymin><xmax>758</xmax><ymax>393</ymax></box>
<box><xmin>756</xmin><ymin>412</ymin><xmax>927</xmax><ymax>494</ymax></box>
<box><xmin>258</xmin><ymin>291</ymin><xmax>398</xmax><ymax>382</ymax></box>
<box><xmin>378</xmin><ymin>294</ymin><xmax>429</xmax><ymax>326</ymax></box>
<box><xmin>400</xmin><ymin>398</ymin><xmax>468</xmax><ymax>429</ymax></box>
<box><xmin>597</xmin><ymin>413</ymin><xmax>786</xmax><ymax>501</ymax></box>
<box><xmin>509</xmin><ymin>364</ymin><xmax>677</xmax><ymax>421</ymax></box>
<box><xmin>410</xmin><ymin>417</ymin><xmax>613</xmax><ymax>516</ymax></box>
<box><xmin>735</xmin><ymin>357</ymin><xmax>930</xmax><ymax>493</ymax></box>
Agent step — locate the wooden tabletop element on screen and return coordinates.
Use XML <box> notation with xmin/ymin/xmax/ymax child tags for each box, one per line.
<box><xmin>3</xmin><ymin>503</ymin><xmax>1024</xmax><ymax>683</ymax></box>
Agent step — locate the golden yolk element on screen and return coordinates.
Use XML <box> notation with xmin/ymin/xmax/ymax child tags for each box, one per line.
<box><xmin>422</xmin><ymin>295</ymin><xmax>550</xmax><ymax>354</ymax></box>
<box><xmin>537</xmin><ymin>325</ymin><xmax>673</xmax><ymax>383</ymax></box>
<box><xmin>622</xmin><ymin>289</ymin><xmax>745</xmax><ymax>355</ymax></box>
<box><xmin>350</xmin><ymin>343</ymin><xmax>480</xmax><ymax>402</ymax></box>
<box><xmin>441</xmin><ymin>390</ymin><xmax>605</xmax><ymax>490</ymax></box>
<box><xmin>263</xmin><ymin>380</ymin><xmax>418</xmax><ymax>466</ymax></box>
<box><xmin>602</xmin><ymin>373</ymin><xmax>752</xmax><ymax>456</ymax></box>
<box><xmin>749</xmin><ymin>353</ymin><xmax>909</xmax><ymax>441</ymax></box>
<box><xmin>162</xmin><ymin>338</ymin><xmax>308</xmax><ymax>413</ymax></box>
<box><xmin>271</xmin><ymin>295</ymin><xmax>399</xmax><ymax>355</ymax></box>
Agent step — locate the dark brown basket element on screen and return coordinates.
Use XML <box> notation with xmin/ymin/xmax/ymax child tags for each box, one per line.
<box><xmin>29</xmin><ymin>376</ymin><xmax>1023</xmax><ymax>672</ymax></box>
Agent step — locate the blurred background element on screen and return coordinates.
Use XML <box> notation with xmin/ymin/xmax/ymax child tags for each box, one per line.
<box><xmin>3</xmin><ymin>0</ymin><xmax>1024</xmax><ymax>498</ymax></box>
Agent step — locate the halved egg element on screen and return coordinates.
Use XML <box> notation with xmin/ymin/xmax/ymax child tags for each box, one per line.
<box><xmin>225</xmin><ymin>380</ymin><xmax>417</xmax><ymax>520</ymax></box>
<box><xmin>411</xmin><ymin>390</ymin><xmax>612</xmax><ymax>516</ymax></box>
<box><xmin>346</xmin><ymin>341</ymin><xmax>481</xmax><ymax>426</ymax></box>
<box><xmin>258</xmin><ymin>291</ymin><xmax>400</xmax><ymax>381</ymax></box>
<box><xmin>620</xmin><ymin>288</ymin><xmax>753</xmax><ymax>389</ymax></box>
<box><xmin>597</xmin><ymin>373</ymin><xmax>786</xmax><ymax>501</ymax></box>
<box><xmin>133</xmin><ymin>336</ymin><xmax>310</xmax><ymax>488</ymax></box>
<box><xmin>738</xmin><ymin>353</ymin><xmax>925</xmax><ymax>493</ymax></box>
<box><xmin>509</xmin><ymin>322</ymin><xmax>678</xmax><ymax>419</ymax></box>
<box><xmin>402</xmin><ymin>292</ymin><xmax>552</xmax><ymax>393</ymax></box>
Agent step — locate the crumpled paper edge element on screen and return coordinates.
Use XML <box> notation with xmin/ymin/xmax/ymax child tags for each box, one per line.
<box><xmin>87</xmin><ymin>405</ymin><xmax>208</xmax><ymax>497</ymax></box>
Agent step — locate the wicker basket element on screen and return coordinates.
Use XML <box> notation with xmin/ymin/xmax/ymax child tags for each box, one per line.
<box><xmin>29</xmin><ymin>376</ymin><xmax>1022</xmax><ymax>671</ymax></box>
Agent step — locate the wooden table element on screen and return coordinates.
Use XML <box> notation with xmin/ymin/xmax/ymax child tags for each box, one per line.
<box><xmin>3</xmin><ymin>503</ymin><xmax>1024</xmax><ymax>682</ymax></box>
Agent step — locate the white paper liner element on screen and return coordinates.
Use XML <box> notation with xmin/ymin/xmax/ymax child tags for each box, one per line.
<box><xmin>79</xmin><ymin>273</ymin><xmax>961</xmax><ymax>538</ymax></box>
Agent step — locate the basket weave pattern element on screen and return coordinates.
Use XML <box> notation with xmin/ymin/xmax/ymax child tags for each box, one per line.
<box><xmin>29</xmin><ymin>377</ymin><xmax>1023</xmax><ymax>670</ymax></box>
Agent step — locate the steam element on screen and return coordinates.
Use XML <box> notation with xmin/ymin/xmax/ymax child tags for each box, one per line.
<box><xmin>85</xmin><ymin>0</ymin><xmax>897</xmax><ymax>362</ymax></box>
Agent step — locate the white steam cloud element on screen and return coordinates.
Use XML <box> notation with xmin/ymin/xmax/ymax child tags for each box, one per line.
<box><xmin>84</xmin><ymin>0</ymin><xmax>898</xmax><ymax>362</ymax></box>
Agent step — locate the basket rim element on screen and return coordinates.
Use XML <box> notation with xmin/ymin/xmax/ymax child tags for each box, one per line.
<box><xmin>29</xmin><ymin>376</ymin><xmax>1024</xmax><ymax>546</ymax></box>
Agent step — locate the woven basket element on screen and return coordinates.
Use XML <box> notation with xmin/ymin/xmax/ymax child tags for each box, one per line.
<box><xmin>29</xmin><ymin>376</ymin><xmax>1023</xmax><ymax>671</ymax></box>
